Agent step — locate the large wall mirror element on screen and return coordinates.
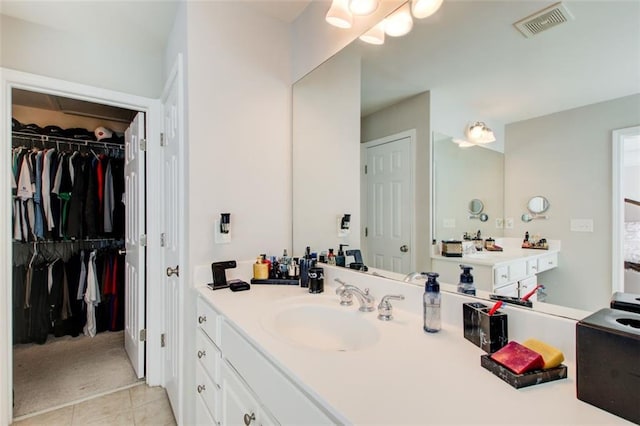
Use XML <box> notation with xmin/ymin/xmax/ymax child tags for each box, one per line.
<box><xmin>292</xmin><ymin>0</ymin><xmax>640</xmax><ymax>316</ymax></box>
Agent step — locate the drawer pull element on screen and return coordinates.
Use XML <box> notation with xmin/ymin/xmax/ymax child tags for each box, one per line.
<box><xmin>197</xmin><ymin>350</ymin><xmax>206</xmax><ymax>359</ymax></box>
<box><xmin>198</xmin><ymin>315</ymin><xmax>207</xmax><ymax>324</ymax></box>
<box><xmin>501</xmin><ymin>274</ymin><xmax>508</xmax><ymax>279</ymax></box>
<box><xmin>243</xmin><ymin>412</ymin><xmax>256</xmax><ymax>425</ymax></box>
<box><xmin>197</xmin><ymin>384</ymin><xmax>206</xmax><ymax>393</ymax></box>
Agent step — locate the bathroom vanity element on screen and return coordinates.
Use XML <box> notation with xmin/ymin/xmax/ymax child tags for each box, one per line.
<box><xmin>432</xmin><ymin>240</ymin><xmax>559</xmax><ymax>299</ymax></box>
<box><xmin>192</xmin><ymin>262</ymin><xmax>626</xmax><ymax>425</ymax></box>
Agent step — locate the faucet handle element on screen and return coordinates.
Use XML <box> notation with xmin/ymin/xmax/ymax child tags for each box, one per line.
<box><xmin>377</xmin><ymin>294</ymin><xmax>405</xmax><ymax>321</ymax></box>
<box><xmin>334</xmin><ymin>279</ymin><xmax>353</xmax><ymax>305</ymax></box>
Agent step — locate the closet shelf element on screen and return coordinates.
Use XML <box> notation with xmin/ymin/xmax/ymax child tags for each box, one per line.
<box><xmin>13</xmin><ymin>238</ymin><xmax>124</xmax><ymax>245</ymax></box>
<box><xmin>12</xmin><ymin>131</ymin><xmax>124</xmax><ymax>151</ymax></box>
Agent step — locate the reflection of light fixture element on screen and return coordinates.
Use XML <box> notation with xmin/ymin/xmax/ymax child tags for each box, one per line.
<box><xmin>465</xmin><ymin>121</ymin><xmax>496</xmax><ymax>144</ymax></box>
<box><xmin>411</xmin><ymin>0</ymin><xmax>444</xmax><ymax>19</ymax></box>
<box><xmin>341</xmin><ymin>214</ymin><xmax>351</xmax><ymax>230</ymax></box>
<box><xmin>452</xmin><ymin>138</ymin><xmax>475</xmax><ymax>148</ymax></box>
<box><xmin>384</xmin><ymin>3</ymin><xmax>413</xmax><ymax>37</ymax></box>
<box><xmin>326</xmin><ymin>0</ymin><xmax>353</xmax><ymax>28</ymax></box>
<box><xmin>349</xmin><ymin>0</ymin><xmax>378</xmax><ymax>16</ymax></box>
<box><xmin>359</xmin><ymin>21</ymin><xmax>386</xmax><ymax>44</ymax></box>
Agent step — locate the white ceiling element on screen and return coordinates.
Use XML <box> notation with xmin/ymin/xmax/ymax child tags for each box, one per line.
<box><xmin>356</xmin><ymin>0</ymin><xmax>640</xmax><ymax>125</ymax></box>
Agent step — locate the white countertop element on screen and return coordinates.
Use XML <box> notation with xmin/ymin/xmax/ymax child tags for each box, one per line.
<box><xmin>196</xmin><ymin>266</ymin><xmax>630</xmax><ymax>425</ymax></box>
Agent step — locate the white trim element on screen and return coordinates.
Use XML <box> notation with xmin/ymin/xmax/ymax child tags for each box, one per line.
<box><xmin>0</xmin><ymin>67</ymin><xmax>162</xmax><ymax>424</ymax></box>
<box><xmin>361</xmin><ymin>129</ymin><xmax>417</xmax><ymax>272</ymax></box>
<box><xmin>612</xmin><ymin>125</ymin><xmax>640</xmax><ymax>294</ymax></box>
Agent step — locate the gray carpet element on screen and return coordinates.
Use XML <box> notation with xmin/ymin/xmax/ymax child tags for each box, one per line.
<box><xmin>13</xmin><ymin>330</ymin><xmax>141</xmax><ymax>417</ymax></box>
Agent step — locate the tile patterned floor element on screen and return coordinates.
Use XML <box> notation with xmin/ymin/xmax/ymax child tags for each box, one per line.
<box><xmin>12</xmin><ymin>384</ymin><xmax>176</xmax><ymax>426</ymax></box>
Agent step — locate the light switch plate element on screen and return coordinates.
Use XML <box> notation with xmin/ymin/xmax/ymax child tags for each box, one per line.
<box><xmin>495</xmin><ymin>218</ymin><xmax>504</xmax><ymax>228</ymax></box>
<box><xmin>505</xmin><ymin>218</ymin><xmax>514</xmax><ymax>229</ymax></box>
<box><xmin>571</xmin><ymin>218</ymin><xmax>594</xmax><ymax>232</ymax></box>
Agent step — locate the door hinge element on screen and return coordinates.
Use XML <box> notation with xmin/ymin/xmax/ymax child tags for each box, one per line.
<box><xmin>140</xmin><ymin>138</ymin><xmax>147</xmax><ymax>151</ymax></box>
<box><xmin>140</xmin><ymin>234</ymin><xmax>147</xmax><ymax>246</ymax></box>
<box><xmin>160</xmin><ymin>233</ymin><xmax>166</xmax><ymax>247</ymax></box>
<box><xmin>161</xmin><ymin>333</ymin><xmax>166</xmax><ymax>348</ymax></box>
<box><xmin>160</xmin><ymin>133</ymin><xmax>166</xmax><ymax>147</ymax></box>
<box><xmin>364</xmin><ymin>164</ymin><xmax>368</xmax><ymax>174</ymax></box>
<box><xmin>365</xmin><ymin>227</ymin><xmax>368</xmax><ymax>237</ymax></box>
<box><xmin>139</xmin><ymin>329</ymin><xmax>146</xmax><ymax>342</ymax></box>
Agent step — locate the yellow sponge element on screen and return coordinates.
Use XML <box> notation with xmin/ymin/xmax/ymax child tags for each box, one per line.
<box><xmin>522</xmin><ymin>338</ymin><xmax>564</xmax><ymax>369</ymax></box>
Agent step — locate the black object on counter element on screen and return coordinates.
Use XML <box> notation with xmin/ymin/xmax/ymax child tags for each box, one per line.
<box><xmin>610</xmin><ymin>291</ymin><xmax>640</xmax><ymax>314</ymax></box>
<box><xmin>463</xmin><ymin>302</ymin><xmax>508</xmax><ymax>353</ymax></box>
<box><xmin>308</xmin><ymin>267</ymin><xmax>324</xmax><ymax>294</ymax></box>
<box><xmin>489</xmin><ymin>294</ymin><xmax>533</xmax><ymax>308</ymax></box>
<box><xmin>250</xmin><ymin>278</ymin><xmax>299</xmax><ymax>285</ymax></box>
<box><xmin>480</xmin><ymin>355</ymin><xmax>567</xmax><ymax>389</ymax></box>
<box><xmin>210</xmin><ymin>260</ymin><xmax>237</xmax><ymax>290</ymax></box>
<box><xmin>229</xmin><ymin>280</ymin><xmax>250</xmax><ymax>292</ymax></box>
<box><xmin>576</xmin><ymin>308</ymin><xmax>640</xmax><ymax>424</ymax></box>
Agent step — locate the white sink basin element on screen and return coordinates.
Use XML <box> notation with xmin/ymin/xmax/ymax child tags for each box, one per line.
<box><xmin>262</xmin><ymin>302</ymin><xmax>380</xmax><ymax>352</ymax></box>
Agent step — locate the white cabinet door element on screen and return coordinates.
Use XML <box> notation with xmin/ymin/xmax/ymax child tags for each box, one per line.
<box><xmin>518</xmin><ymin>275</ymin><xmax>538</xmax><ymax>300</ymax></box>
<box><xmin>195</xmin><ymin>389</ymin><xmax>219</xmax><ymax>426</ymax></box>
<box><xmin>221</xmin><ymin>362</ymin><xmax>261</xmax><ymax>426</ymax></box>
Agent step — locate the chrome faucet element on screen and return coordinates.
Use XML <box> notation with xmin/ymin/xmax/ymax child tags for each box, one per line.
<box><xmin>402</xmin><ymin>271</ymin><xmax>429</xmax><ymax>283</ymax></box>
<box><xmin>334</xmin><ymin>278</ymin><xmax>375</xmax><ymax>312</ymax></box>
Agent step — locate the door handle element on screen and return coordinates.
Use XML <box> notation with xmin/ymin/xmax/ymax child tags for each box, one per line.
<box><xmin>400</xmin><ymin>245</ymin><xmax>409</xmax><ymax>253</ymax></box>
<box><xmin>118</xmin><ymin>249</ymin><xmax>126</xmax><ymax>256</ymax></box>
<box><xmin>166</xmin><ymin>265</ymin><xmax>179</xmax><ymax>277</ymax></box>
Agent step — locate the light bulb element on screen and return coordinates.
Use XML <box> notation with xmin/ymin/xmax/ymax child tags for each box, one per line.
<box><xmin>349</xmin><ymin>0</ymin><xmax>378</xmax><ymax>16</ymax></box>
<box><xmin>359</xmin><ymin>21</ymin><xmax>385</xmax><ymax>45</ymax></box>
<box><xmin>411</xmin><ymin>0</ymin><xmax>444</xmax><ymax>19</ymax></box>
<box><xmin>384</xmin><ymin>3</ymin><xmax>413</xmax><ymax>37</ymax></box>
<box><xmin>326</xmin><ymin>0</ymin><xmax>353</xmax><ymax>29</ymax></box>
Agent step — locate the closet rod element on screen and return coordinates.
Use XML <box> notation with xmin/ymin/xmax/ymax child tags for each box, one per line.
<box><xmin>12</xmin><ymin>131</ymin><xmax>125</xmax><ymax>151</ymax></box>
<box><xmin>13</xmin><ymin>238</ymin><xmax>124</xmax><ymax>245</ymax></box>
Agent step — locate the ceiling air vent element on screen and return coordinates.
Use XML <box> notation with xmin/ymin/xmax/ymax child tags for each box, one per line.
<box><xmin>514</xmin><ymin>2</ymin><xmax>574</xmax><ymax>38</ymax></box>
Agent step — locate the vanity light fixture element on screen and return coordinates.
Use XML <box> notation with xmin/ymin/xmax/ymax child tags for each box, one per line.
<box><xmin>384</xmin><ymin>3</ymin><xmax>413</xmax><ymax>37</ymax></box>
<box><xmin>349</xmin><ymin>0</ymin><xmax>379</xmax><ymax>16</ymax></box>
<box><xmin>411</xmin><ymin>0</ymin><xmax>444</xmax><ymax>19</ymax></box>
<box><xmin>326</xmin><ymin>0</ymin><xmax>353</xmax><ymax>29</ymax></box>
<box><xmin>452</xmin><ymin>138</ymin><xmax>476</xmax><ymax>148</ymax></box>
<box><xmin>359</xmin><ymin>21</ymin><xmax>386</xmax><ymax>44</ymax></box>
<box><xmin>465</xmin><ymin>121</ymin><xmax>496</xmax><ymax>144</ymax></box>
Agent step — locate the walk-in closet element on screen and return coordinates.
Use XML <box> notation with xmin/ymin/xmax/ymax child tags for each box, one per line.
<box><xmin>10</xmin><ymin>88</ymin><xmax>144</xmax><ymax>419</ymax></box>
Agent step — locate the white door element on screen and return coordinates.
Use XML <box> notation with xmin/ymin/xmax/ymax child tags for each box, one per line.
<box><xmin>161</xmin><ymin>65</ymin><xmax>183</xmax><ymax>420</ymax></box>
<box><xmin>124</xmin><ymin>112</ymin><xmax>146</xmax><ymax>378</ymax></box>
<box><xmin>365</xmin><ymin>135</ymin><xmax>413</xmax><ymax>273</ymax></box>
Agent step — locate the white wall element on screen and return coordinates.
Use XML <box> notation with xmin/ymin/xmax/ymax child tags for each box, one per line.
<box><xmin>0</xmin><ymin>14</ymin><xmax>164</xmax><ymax>98</ymax></box>
<box><xmin>292</xmin><ymin>48</ymin><xmax>361</xmax><ymax>256</ymax></box>
<box><xmin>185</xmin><ymin>1</ymin><xmax>292</xmax><ymax>268</ymax></box>
<box><xmin>504</xmin><ymin>94</ymin><xmax>640</xmax><ymax>311</ymax></box>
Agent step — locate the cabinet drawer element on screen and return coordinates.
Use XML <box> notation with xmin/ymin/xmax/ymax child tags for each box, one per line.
<box><xmin>197</xmin><ymin>297</ymin><xmax>220</xmax><ymax>344</ymax></box>
<box><xmin>518</xmin><ymin>275</ymin><xmax>538</xmax><ymax>300</ymax></box>
<box><xmin>526</xmin><ymin>258</ymin><xmax>539</xmax><ymax>276</ymax></box>
<box><xmin>195</xmin><ymin>389</ymin><xmax>219</xmax><ymax>426</ymax></box>
<box><xmin>494</xmin><ymin>282</ymin><xmax>518</xmax><ymax>297</ymax></box>
<box><xmin>537</xmin><ymin>253</ymin><xmax>558</xmax><ymax>273</ymax></box>
<box><xmin>196</xmin><ymin>328</ymin><xmax>221</xmax><ymax>384</ymax></box>
<box><xmin>221</xmin><ymin>320</ymin><xmax>335</xmax><ymax>424</ymax></box>
<box><xmin>494</xmin><ymin>265</ymin><xmax>509</xmax><ymax>286</ymax></box>
<box><xmin>196</xmin><ymin>361</ymin><xmax>221</xmax><ymax>423</ymax></box>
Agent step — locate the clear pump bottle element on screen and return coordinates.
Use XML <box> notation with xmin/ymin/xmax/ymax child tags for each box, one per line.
<box><xmin>423</xmin><ymin>272</ymin><xmax>441</xmax><ymax>333</ymax></box>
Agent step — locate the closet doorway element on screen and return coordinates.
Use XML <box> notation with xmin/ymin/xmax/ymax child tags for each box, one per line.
<box><xmin>9</xmin><ymin>88</ymin><xmax>146</xmax><ymax>419</ymax></box>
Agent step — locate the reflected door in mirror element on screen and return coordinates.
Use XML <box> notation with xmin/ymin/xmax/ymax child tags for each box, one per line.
<box><xmin>364</xmin><ymin>136</ymin><xmax>413</xmax><ymax>273</ymax></box>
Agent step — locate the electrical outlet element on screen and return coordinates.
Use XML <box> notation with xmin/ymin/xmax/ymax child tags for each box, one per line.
<box><xmin>505</xmin><ymin>218</ymin><xmax>514</xmax><ymax>229</ymax></box>
<box><xmin>443</xmin><ymin>218</ymin><xmax>456</xmax><ymax>228</ymax></box>
<box><xmin>495</xmin><ymin>218</ymin><xmax>504</xmax><ymax>228</ymax></box>
<box><xmin>571</xmin><ymin>218</ymin><xmax>594</xmax><ymax>232</ymax></box>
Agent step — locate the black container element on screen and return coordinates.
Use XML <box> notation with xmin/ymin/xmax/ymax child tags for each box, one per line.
<box><xmin>463</xmin><ymin>302</ymin><xmax>508</xmax><ymax>353</ymax></box>
<box><xmin>308</xmin><ymin>267</ymin><xmax>324</xmax><ymax>294</ymax></box>
<box><xmin>481</xmin><ymin>355</ymin><xmax>567</xmax><ymax>389</ymax></box>
<box><xmin>610</xmin><ymin>291</ymin><xmax>640</xmax><ymax>314</ymax></box>
<box><xmin>576</xmin><ymin>308</ymin><xmax>640</xmax><ymax>424</ymax></box>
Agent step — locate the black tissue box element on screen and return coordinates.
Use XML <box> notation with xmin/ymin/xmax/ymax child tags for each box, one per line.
<box><xmin>610</xmin><ymin>291</ymin><xmax>640</xmax><ymax>314</ymax></box>
<box><xmin>577</xmin><ymin>308</ymin><xmax>640</xmax><ymax>424</ymax></box>
<box><xmin>463</xmin><ymin>302</ymin><xmax>508</xmax><ymax>353</ymax></box>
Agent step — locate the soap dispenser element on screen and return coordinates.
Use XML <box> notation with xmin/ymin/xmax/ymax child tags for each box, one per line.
<box><xmin>336</xmin><ymin>244</ymin><xmax>348</xmax><ymax>267</ymax></box>
<box><xmin>458</xmin><ymin>265</ymin><xmax>476</xmax><ymax>296</ymax></box>
<box><xmin>327</xmin><ymin>249</ymin><xmax>336</xmax><ymax>265</ymax></box>
<box><xmin>253</xmin><ymin>255</ymin><xmax>269</xmax><ymax>280</ymax></box>
<box><xmin>423</xmin><ymin>272</ymin><xmax>441</xmax><ymax>333</ymax></box>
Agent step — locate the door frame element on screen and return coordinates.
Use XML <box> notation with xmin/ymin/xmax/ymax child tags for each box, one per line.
<box><xmin>612</xmin><ymin>125</ymin><xmax>640</xmax><ymax>293</ymax></box>
<box><xmin>0</xmin><ymin>67</ymin><xmax>164</xmax><ymax>424</ymax></box>
<box><xmin>360</xmin><ymin>129</ymin><xmax>417</xmax><ymax>272</ymax></box>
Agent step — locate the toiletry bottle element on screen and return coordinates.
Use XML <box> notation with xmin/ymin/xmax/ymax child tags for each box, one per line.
<box><xmin>327</xmin><ymin>249</ymin><xmax>336</xmax><ymax>265</ymax></box>
<box><xmin>336</xmin><ymin>244</ymin><xmax>348</xmax><ymax>267</ymax></box>
<box><xmin>423</xmin><ymin>272</ymin><xmax>441</xmax><ymax>333</ymax></box>
<box><xmin>299</xmin><ymin>246</ymin><xmax>313</xmax><ymax>288</ymax></box>
<box><xmin>253</xmin><ymin>256</ymin><xmax>269</xmax><ymax>280</ymax></box>
<box><xmin>457</xmin><ymin>265</ymin><xmax>476</xmax><ymax>295</ymax></box>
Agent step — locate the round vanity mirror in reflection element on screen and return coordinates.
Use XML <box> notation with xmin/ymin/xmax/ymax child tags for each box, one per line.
<box><xmin>521</xmin><ymin>213</ymin><xmax>533</xmax><ymax>223</ymax></box>
<box><xmin>469</xmin><ymin>199</ymin><xmax>484</xmax><ymax>215</ymax></box>
<box><xmin>479</xmin><ymin>213</ymin><xmax>489</xmax><ymax>222</ymax></box>
<box><xmin>527</xmin><ymin>196</ymin><xmax>550</xmax><ymax>214</ymax></box>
